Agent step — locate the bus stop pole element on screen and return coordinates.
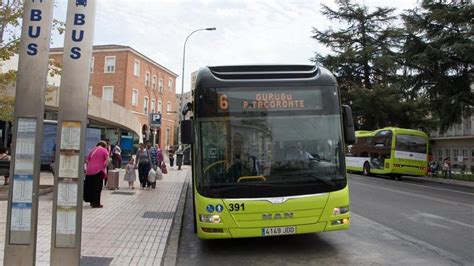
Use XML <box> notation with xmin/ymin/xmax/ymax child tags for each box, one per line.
<box><xmin>50</xmin><ymin>1</ymin><xmax>96</xmax><ymax>265</ymax></box>
<box><xmin>3</xmin><ymin>1</ymin><xmax>54</xmax><ymax>265</ymax></box>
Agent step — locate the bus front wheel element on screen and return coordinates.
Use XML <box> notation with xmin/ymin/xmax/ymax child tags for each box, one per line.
<box><xmin>363</xmin><ymin>162</ymin><xmax>371</xmax><ymax>176</ymax></box>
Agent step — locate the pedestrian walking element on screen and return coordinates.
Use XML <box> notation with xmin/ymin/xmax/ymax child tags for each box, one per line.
<box><xmin>124</xmin><ymin>158</ymin><xmax>136</xmax><ymax>189</ymax></box>
<box><xmin>156</xmin><ymin>144</ymin><xmax>164</xmax><ymax>170</ymax></box>
<box><xmin>113</xmin><ymin>141</ymin><xmax>122</xmax><ymax>169</ymax></box>
<box><xmin>0</xmin><ymin>147</ymin><xmax>11</xmax><ymax>185</ymax></box>
<box><xmin>168</xmin><ymin>146</ymin><xmax>175</xmax><ymax>169</ymax></box>
<box><xmin>135</xmin><ymin>143</ymin><xmax>152</xmax><ymax>189</ymax></box>
<box><xmin>176</xmin><ymin>146</ymin><xmax>184</xmax><ymax>170</ymax></box>
<box><xmin>442</xmin><ymin>157</ymin><xmax>452</xmax><ymax>181</ymax></box>
<box><xmin>84</xmin><ymin>141</ymin><xmax>109</xmax><ymax>208</ymax></box>
<box><xmin>147</xmin><ymin>142</ymin><xmax>158</xmax><ymax>188</ymax></box>
<box><xmin>104</xmin><ymin>138</ymin><xmax>112</xmax><ymax>187</ymax></box>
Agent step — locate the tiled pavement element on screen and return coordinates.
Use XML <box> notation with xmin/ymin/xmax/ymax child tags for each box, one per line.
<box><xmin>0</xmin><ymin>165</ymin><xmax>190</xmax><ymax>265</ymax></box>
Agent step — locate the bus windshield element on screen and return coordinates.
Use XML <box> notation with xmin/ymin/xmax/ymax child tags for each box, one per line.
<box><xmin>196</xmin><ymin>87</ymin><xmax>346</xmax><ymax>198</ymax></box>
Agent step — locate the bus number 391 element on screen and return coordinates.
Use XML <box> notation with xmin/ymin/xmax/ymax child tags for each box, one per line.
<box><xmin>228</xmin><ymin>203</ymin><xmax>245</xmax><ymax>211</ymax></box>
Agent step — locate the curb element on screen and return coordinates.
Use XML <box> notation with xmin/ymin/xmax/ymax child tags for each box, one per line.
<box><xmin>161</xmin><ymin>171</ymin><xmax>190</xmax><ymax>266</ymax></box>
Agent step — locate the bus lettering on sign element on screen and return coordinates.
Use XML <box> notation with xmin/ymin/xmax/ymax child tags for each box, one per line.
<box><xmin>216</xmin><ymin>89</ymin><xmax>322</xmax><ymax>114</ymax></box>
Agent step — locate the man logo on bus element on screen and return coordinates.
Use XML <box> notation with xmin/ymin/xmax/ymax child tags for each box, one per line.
<box><xmin>263</xmin><ymin>212</ymin><xmax>294</xmax><ymax>220</ymax></box>
<box><xmin>76</xmin><ymin>0</ymin><xmax>87</xmax><ymax>6</ymax></box>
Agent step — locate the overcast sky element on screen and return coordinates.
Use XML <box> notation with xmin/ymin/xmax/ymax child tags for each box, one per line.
<box><xmin>51</xmin><ymin>0</ymin><xmax>419</xmax><ymax>93</ymax></box>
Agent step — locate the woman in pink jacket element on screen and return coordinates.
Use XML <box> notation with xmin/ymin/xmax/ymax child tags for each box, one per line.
<box><xmin>84</xmin><ymin>141</ymin><xmax>109</xmax><ymax>208</ymax></box>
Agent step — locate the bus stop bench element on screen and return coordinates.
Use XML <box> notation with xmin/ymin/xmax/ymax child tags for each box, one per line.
<box><xmin>0</xmin><ymin>160</ymin><xmax>10</xmax><ymax>176</ymax></box>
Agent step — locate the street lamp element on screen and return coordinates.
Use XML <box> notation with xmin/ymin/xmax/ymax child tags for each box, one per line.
<box><xmin>178</xmin><ymin>27</ymin><xmax>216</xmax><ymax>147</ymax></box>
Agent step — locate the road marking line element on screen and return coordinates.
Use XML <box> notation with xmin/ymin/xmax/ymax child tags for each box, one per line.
<box><xmin>350</xmin><ymin>181</ymin><xmax>474</xmax><ymax>208</ymax></box>
<box><xmin>350</xmin><ymin>175</ymin><xmax>474</xmax><ymax>196</ymax></box>
<box><xmin>414</xmin><ymin>212</ymin><xmax>474</xmax><ymax>229</ymax></box>
<box><xmin>351</xmin><ymin>212</ymin><xmax>468</xmax><ymax>265</ymax></box>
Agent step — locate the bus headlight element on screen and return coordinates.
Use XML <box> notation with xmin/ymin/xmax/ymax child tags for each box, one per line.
<box><xmin>331</xmin><ymin>218</ymin><xmax>350</xmax><ymax>225</ymax></box>
<box><xmin>199</xmin><ymin>214</ymin><xmax>222</xmax><ymax>223</ymax></box>
<box><xmin>333</xmin><ymin>206</ymin><xmax>349</xmax><ymax>215</ymax></box>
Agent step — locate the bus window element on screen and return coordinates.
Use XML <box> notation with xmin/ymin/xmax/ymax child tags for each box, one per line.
<box><xmin>395</xmin><ymin>135</ymin><xmax>427</xmax><ymax>154</ymax></box>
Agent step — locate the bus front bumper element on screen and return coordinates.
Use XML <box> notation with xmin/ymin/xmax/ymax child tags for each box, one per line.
<box><xmin>197</xmin><ymin>218</ymin><xmax>350</xmax><ymax>239</ymax></box>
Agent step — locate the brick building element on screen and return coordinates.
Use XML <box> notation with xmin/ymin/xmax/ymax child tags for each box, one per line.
<box><xmin>50</xmin><ymin>44</ymin><xmax>178</xmax><ymax>148</ymax></box>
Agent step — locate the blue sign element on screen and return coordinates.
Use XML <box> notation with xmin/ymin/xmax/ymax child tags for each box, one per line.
<box><xmin>206</xmin><ymin>204</ymin><xmax>215</xmax><ymax>213</ymax></box>
<box><xmin>76</xmin><ymin>0</ymin><xmax>87</xmax><ymax>7</ymax></box>
<box><xmin>216</xmin><ymin>204</ymin><xmax>224</xmax><ymax>213</ymax></box>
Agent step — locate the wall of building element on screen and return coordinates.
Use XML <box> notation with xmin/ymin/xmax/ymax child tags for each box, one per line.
<box><xmin>89</xmin><ymin>51</ymin><xmax>129</xmax><ymax>106</ymax></box>
<box><xmin>50</xmin><ymin>46</ymin><xmax>178</xmax><ymax>148</ymax></box>
<box><xmin>430</xmin><ymin>115</ymin><xmax>474</xmax><ymax>172</ymax></box>
<box><xmin>123</xmin><ymin>51</ymin><xmax>177</xmax><ymax>148</ymax></box>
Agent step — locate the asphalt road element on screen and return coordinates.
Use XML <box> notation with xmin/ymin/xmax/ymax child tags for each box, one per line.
<box><xmin>176</xmin><ymin>174</ymin><xmax>474</xmax><ymax>265</ymax></box>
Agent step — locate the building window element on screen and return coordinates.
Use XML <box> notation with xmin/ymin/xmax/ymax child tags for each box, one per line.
<box><xmin>152</xmin><ymin>75</ymin><xmax>157</xmax><ymax>90</ymax></box>
<box><xmin>90</xmin><ymin>57</ymin><xmax>94</xmax><ymax>73</ymax></box>
<box><xmin>159</xmin><ymin>78</ymin><xmax>163</xmax><ymax>93</ymax></box>
<box><xmin>132</xmin><ymin>89</ymin><xmax>138</xmax><ymax>106</ymax></box>
<box><xmin>437</xmin><ymin>149</ymin><xmax>443</xmax><ymax>162</ymax></box>
<box><xmin>145</xmin><ymin>72</ymin><xmax>151</xmax><ymax>87</ymax></box>
<box><xmin>453</xmin><ymin>149</ymin><xmax>459</xmax><ymax>162</ymax></box>
<box><xmin>445</xmin><ymin>149</ymin><xmax>450</xmax><ymax>158</ymax></box>
<box><xmin>168</xmin><ymin>78</ymin><xmax>173</xmax><ymax>91</ymax></box>
<box><xmin>103</xmin><ymin>86</ymin><xmax>114</xmax><ymax>102</ymax></box>
<box><xmin>144</xmin><ymin>97</ymin><xmax>149</xmax><ymax>114</ymax></box>
<box><xmin>167</xmin><ymin>101</ymin><xmax>171</xmax><ymax>113</ymax></box>
<box><xmin>104</xmin><ymin>56</ymin><xmax>116</xmax><ymax>73</ymax></box>
<box><xmin>134</xmin><ymin>59</ymin><xmax>140</xmax><ymax>77</ymax></box>
<box><xmin>151</xmin><ymin>99</ymin><xmax>156</xmax><ymax>113</ymax></box>
<box><xmin>158</xmin><ymin>100</ymin><xmax>162</xmax><ymax>113</ymax></box>
<box><xmin>165</xmin><ymin>127</ymin><xmax>170</xmax><ymax>148</ymax></box>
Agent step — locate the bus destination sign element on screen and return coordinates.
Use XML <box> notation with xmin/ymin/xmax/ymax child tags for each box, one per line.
<box><xmin>217</xmin><ymin>89</ymin><xmax>323</xmax><ymax>113</ymax></box>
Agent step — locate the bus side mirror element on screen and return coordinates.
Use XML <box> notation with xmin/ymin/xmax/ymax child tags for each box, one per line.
<box><xmin>342</xmin><ymin>105</ymin><xmax>356</xmax><ymax>145</ymax></box>
<box><xmin>181</xmin><ymin>102</ymin><xmax>192</xmax><ymax>116</ymax></box>
<box><xmin>181</xmin><ymin>120</ymin><xmax>194</xmax><ymax>144</ymax></box>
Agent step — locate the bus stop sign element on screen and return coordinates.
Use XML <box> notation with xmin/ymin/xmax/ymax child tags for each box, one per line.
<box><xmin>150</xmin><ymin>113</ymin><xmax>161</xmax><ymax>128</ymax></box>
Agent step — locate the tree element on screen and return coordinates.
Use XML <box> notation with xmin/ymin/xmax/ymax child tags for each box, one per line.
<box><xmin>401</xmin><ymin>0</ymin><xmax>474</xmax><ymax>133</ymax></box>
<box><xmin>311</xmin><ymin>0</ymin><xmax>429</xmax><ymax>130</ymax></box>
<box><xmin>0</xmin><ymin>0</ymin><xmax>65</xmax><ymax>122</ymax></box>
<box><xmin>0</xmin><ymin>0</ymin><xmax>23</xmax><ymax>122</ymax></box>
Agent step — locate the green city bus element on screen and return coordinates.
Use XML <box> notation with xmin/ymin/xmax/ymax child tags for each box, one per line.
<box><xmin>181</xmin><ymin>65</ymin><xmax>355</xmax><ymax>239</ymax></box>
<box><xmin>346</xmin><ymin>127</ymin><xmax>429</xmax><ymax>179</ymax></box>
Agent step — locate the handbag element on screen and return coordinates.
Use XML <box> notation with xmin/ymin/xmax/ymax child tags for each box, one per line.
<box><xmin>160</xmin><ymin>162</ymin><xmax>168</xmax><ymax>174</ymax></box>
<box><xmin>156</xmin><ymin>167</ymin><xmax>163</xmax><ymax>181</ymax></box>
<box><xmin>148</xmin><ymin>168</ymin><xmax>157</xmax><ymax>183</ymax></box>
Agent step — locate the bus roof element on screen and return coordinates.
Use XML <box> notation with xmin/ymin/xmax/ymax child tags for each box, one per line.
<box><xmin>355</xmin><ymin>127</ymin><xmax>428</xmax><ymax>138</ymax></box>
<box><xmin>195</xmin><ymin>65</ymin><xmax>338</xmax><ymax>89</ymax></box>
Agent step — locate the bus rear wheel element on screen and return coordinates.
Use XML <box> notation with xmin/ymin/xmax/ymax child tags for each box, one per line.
<box><xmin>363</xmin><ymin>162</ymin><xmax>371</xmax><ymax>176</ymax></box>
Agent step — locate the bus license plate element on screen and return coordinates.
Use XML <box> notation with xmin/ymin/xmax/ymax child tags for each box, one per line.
<box><xmin>262</xmin><ymin>226</ymin><xmax>296</xmax><ymax>236</ymax></box>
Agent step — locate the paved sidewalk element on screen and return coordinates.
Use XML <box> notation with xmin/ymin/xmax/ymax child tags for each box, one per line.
<box><xmin>402</xmin><ymin>175</ymin><xmax>474</xmax><ymax>188</ymax></box>
<box><xmin>0</xmin><ymin>165</ymin><xmax>190</xmax><ymax>265</ymax></box>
